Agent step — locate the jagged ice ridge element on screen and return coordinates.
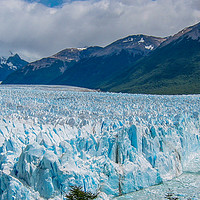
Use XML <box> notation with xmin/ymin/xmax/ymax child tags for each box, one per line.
<box><xmin>0</xmin><ymin>85</ymin><xmax>199</xmax><ymax>199</ymax></box>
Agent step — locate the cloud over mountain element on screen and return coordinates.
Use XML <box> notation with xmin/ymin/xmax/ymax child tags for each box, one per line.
<box><xmin>0</xmin><ymin>0</ymin><xmax>200</xmax><ymax>61</ymax></box>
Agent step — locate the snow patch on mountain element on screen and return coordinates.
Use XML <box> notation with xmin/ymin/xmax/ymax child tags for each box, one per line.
<box><xmin>7</xmin><ymin>62</ymin><xmax>17</xmax><ymax>70</ymax></box>
<box><xmin>123</xmin><ymin>38</ymin><xmax>134</xmax><ymax>43</ymax></box>
<box><xmin>138</xmin><ymin>37</ymin><xmax>145</xmax><ymax>43</ymax></box>
<box><xmin>0</xmin><ymin>54</ymin><xmax>28</xmax><ymax>73</ymax></box>
<box><xmin>145</xmin><ymin>45</ymin><xmax>154</xmax><ymax>50</ymax></box>
<box><xmin>60</xmin><ymin>66</ymin><xmax>67</xmax><ymax>73</ymax></box>
<box><xmin>77</xmin><ymin>47</ymin><xmax>87</xmax><ymax>51</ymax></box>
<box><xmin>0</xmin><ymin>57</ymin><xmax>7</xmax><ymax>65</ymax></box>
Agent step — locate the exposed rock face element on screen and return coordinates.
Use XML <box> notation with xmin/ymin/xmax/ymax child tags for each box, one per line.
<box><xmin>0</xmin><ymin>54</ymin><xmax>28</xmax><ymax>81</ymax></box>
<box><xmin>102</xmin><ymin>22</ymin><xmax>200</xmax><ymax>94</ymax></box>
<box><xmin>2</xmin><ymin>34</ymin><xmax>165</xmax><ymax>85</ymax></box>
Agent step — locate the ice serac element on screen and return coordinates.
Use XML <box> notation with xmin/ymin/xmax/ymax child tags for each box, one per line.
<box><xmin>0</xmin><ymin>85</ymin><xmax>199</xmax><ymax>199</ymax></box>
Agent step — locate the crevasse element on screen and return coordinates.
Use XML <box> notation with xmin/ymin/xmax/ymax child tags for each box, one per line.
<box><xmin>0</xmin><ymin>85</ymin><xmax>199</xmax><ymax>199</ymax></box>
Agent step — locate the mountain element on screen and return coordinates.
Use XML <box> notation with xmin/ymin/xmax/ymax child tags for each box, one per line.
<box><xmin>3</xmin><ymin>35</ymin><xmax>165</xmax><ymax>85</ymax></box>
<box><xmin>101</xmin><ymin>22</ymin><xmax>200</xmax><ymax>94</ymax></box>
<box><xmin>3</xmin><ymin>22</ymin><xmax>200</xmax><ymax>95</ymax></box>
<box><xmin>50</xmin><ymin>35</ymin><xmax>165</xmax><ymax>88</ymax></box>
<box><xmin>0</xmin><ymin>54</ymin><xmax>28</xmax><ymax>81</ymax></box>
<box><xmin>93</xmin><ymin>34</ymin><xmax>165</xmax><ymax>56</ymax></box>
<box><xmin>3</xmin><ymin>46</ymin><xmax>103</xmax><ymax>84</ymax></box>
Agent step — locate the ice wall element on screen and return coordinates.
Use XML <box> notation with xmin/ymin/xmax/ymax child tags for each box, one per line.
<box><xmin>0</xmin><ymin>85</ymin><xmax>199</xmax><ymax>199</ymax></box>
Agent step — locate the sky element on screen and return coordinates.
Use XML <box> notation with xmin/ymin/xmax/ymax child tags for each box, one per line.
<box><xmin>0</xmin><ymin>0</ymin><xmax>200</xmax><ymax>61</ymax></box>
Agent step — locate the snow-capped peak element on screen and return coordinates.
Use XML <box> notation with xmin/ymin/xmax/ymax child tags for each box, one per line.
<box><xmin>0</xmin><ymin>53</ymin><xmax>28</xmax><ymax>81</ymax></box>
<box><xmin>77</xmin><ymin>47</ymin><xmax>87</xmax><ymax>51</ymax></box>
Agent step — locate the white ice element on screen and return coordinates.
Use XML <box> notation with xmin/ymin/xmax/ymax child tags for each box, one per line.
<box><xmin>0</xmin><ymin>85</ymin><xmax>199</xmax><ymax>199</ymax></box>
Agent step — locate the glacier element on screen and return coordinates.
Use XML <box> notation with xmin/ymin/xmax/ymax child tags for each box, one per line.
<box><xmin>0</xmin><ymin>85</ymin><xmax>199</xmax><ymax>199</ymax></box>
<box><xmin>115</xmin><ymin>153</ymin><xmax>200</xmax><ymax>199</ymax></box>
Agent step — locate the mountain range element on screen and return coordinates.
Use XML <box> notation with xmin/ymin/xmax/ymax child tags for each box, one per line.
<box><xmin>3</xmin><ymin>22</ymin><xmax>200</xmax><ymax>94</ymax></box>
<box><xmin>102</xmin><ymin>22</ymin><xmax>200</xmax><ymax>94</ymax></box>
<box><xmin>3</xmin><ymin>35</ymin><xmax>164</xmax><ymax>85</ymax></box>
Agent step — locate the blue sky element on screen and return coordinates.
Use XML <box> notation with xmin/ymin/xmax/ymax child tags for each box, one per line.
<box><xmin>25</xmin><ymin>0</ymin><xmax>156</xmax><ymax>7</ymax></box>
<box><xmin>24</xmin><ymin>0</ymin><xmax>87</xmax><ymax>7</ymax></box>
<box><xmin>0</xmin><ymin>0</ymin><xmax>200</xmax><ymax>61</ymax></box>
<box><xmin>24</xmin><ymin>0</ymin><xmax>64</xmax><ymax>7</ymax></box>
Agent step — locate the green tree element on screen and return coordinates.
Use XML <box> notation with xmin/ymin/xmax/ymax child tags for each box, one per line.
<box><xmin>65</xmin><ymin>186</ymin><xmax>98</xmax><ymax>200</ymax></box>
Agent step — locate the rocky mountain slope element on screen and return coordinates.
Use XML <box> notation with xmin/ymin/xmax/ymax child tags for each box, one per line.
<box><xmin>102</xmin><ymin>22</ymin><xmax>200</xmax><ymax>94</ymax></box>
<box><xmin>3</xmin><ymin>35</ymin><xmax>165</xmax><ymax>85</ymax></box>
<box><xmin>0</xmin><ymin>54</ymin><xmax>28</xmax><ymax>81</ymax></box>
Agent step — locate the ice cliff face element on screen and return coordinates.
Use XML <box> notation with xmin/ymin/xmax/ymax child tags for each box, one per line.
<box><xmin>0</xmin><ymin>85</ymin><xmax>199</xmax><ymax>199</ymax></box>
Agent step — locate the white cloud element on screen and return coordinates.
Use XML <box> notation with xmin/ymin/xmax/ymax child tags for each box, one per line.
<box><xmin>0</xmin><ymin>0</ymin><xmax>200</xmax><ymax>61</ymax></box>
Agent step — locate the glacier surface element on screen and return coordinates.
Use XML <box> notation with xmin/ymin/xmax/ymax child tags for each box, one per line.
<box><xmin>115</xmin><ymin>152</ymin><xmax>200</xmax><ymax>199</ymax></box>
<box><xmin>0</xmin><ymin>85</ymin><xmax>199</xmax><ymax>199</ymax></box>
